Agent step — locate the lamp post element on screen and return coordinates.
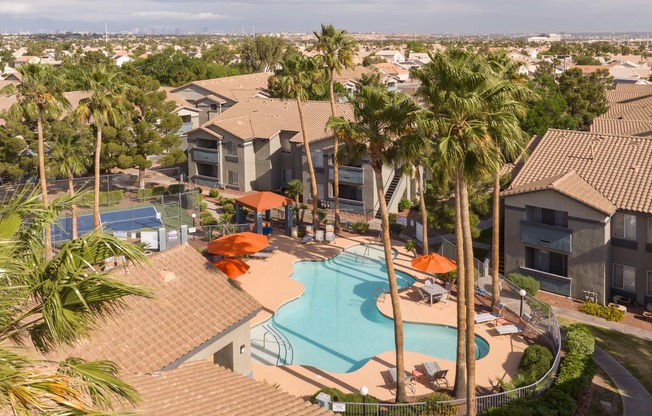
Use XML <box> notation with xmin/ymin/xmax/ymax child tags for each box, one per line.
<box><xmin>519</xmin><ymin>288</ymin><xmax>527</xmax><ymax>317</ymax></box>
<box><xmin>360</xmin><ymin>386</ymin><xmax>368</xmax><ymax>416</ymax></box>
<box><xmin>191</xmin><ymin>212</ymin><xmax>197</xmax><ymax>227</ymax></box>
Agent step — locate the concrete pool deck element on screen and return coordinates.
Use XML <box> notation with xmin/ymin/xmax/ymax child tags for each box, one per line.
<box><xmin>232</xmin><ymin>232</ymin><xmax>529</xmax><ymax>402</ymax></box>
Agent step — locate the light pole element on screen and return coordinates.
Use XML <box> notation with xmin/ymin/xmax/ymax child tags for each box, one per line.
<box><xmin>360</xmin><ymin>386</ymin><xmax>368</xmax><ymax>416</ymax></box>
<box><xmin>519</xmin><ymin>288</ymin><xmax>527</xmax><ymax>317</ymax></box>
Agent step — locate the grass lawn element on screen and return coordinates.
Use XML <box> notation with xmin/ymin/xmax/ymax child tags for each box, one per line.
<box><xmin>557</xmin><ymin>316</ymin><xmax>652</xmax><ymax>394</ymax></box>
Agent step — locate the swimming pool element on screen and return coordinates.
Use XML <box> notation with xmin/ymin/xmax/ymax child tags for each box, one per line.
<box><xmin>258</xmin><ymin>244</ymin><xmax>489</xmax><ymax>373</ymax></box>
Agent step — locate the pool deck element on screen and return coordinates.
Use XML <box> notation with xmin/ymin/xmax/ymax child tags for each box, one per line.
<box><xmin>232</xmin><ymin>232</ymin><xmax>528</xmax><ymax>402</ymax></box>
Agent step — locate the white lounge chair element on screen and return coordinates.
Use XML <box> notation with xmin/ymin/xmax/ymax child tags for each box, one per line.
<box><xmin>325</xmin><ymin>225</ymin><xmax>335</xmax><ymax>243</ymax></box>
<box><xmin>474</xmin><ymin>301</ymin><xmax>505</xmax><ymax>324</ymax></box>
<box><xmin>387</xmin><ymin>367</ymin><xmax>415</xmax><ymax>394</ymax></box>
<box><xmin>315</xmin><ymin>230</ymin><xmax>324</xmax><ymax>243</ymax></box>
<box><xmin>261</xmin><ymin>245</ymin><xmax>279</xmax><ymax>252</ymax></box>
<box><xmin>249</xmin><ymin>252</ymin><xmax>273</xmax><ymax>261</ymax></box>
<box><xmin>495</xmin><ymin>313</ymin><xmax>531</xmax><ymax>337</ymax></box>
<box><xmin>300</xmin><ymin>233</ymin><xmax>313</xmax><ymax>244</ymax></box>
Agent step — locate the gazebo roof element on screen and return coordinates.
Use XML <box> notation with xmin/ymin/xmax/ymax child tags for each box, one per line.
<box><xmin>235</xmin><ymin>191</ymin><xmax>293</xmax><ymax>212</ymax></box>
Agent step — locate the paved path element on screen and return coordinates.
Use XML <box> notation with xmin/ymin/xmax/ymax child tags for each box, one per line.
<box><xmin>554</xmin><ymin>307</ymin><xmax>652</xmax><ymax>416</ymax></box>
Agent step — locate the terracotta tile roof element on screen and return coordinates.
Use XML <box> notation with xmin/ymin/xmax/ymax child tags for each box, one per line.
<box><xmin>568</xmin><ymin>63</ymin><xmax>616</xmax><ymax>74</ymax></box>
<box><xmin>503</xmin><ymin>170</ymin><xmax>617</xmax><ymax>215</ymax></box>
<box><xmin>606</xmin><ymin>84</ymin><xmax>652</xmax><ymax>103</ymax></box>
<box><xmin>332</xmin><ymin>66</ymin><xmax>374</xmax><ymax>84</ymax></box>
<box><xmin>160</xmin><ymin>87</ymin><xmax>195</xmax><ymax>109</ymax></box>
<box><xmin>371</xmin><ymin>62</ymin><xmax>409</xmax><ymax>76</ymax></box>
<box><xmin>507</xmin><ymin>129</ymin><xmax>652</xmax><ymax>214</ymax></box>
<box><xmin>172</xmin><ymin>73</ymin><xmax>271</xmax><ymax>102</ymax></box>
<box><xmin>602</xmin><ymin>101</ymin><xmax>652</xmax><ymax>121</ymax></box>
<box><xmin>52</xmin><ymin>244</ymin><xmax>261</xmax><ymax>373</ymax></box>
<box><xmin>197</xmin><ymin>98</ymin><xmax>353</xmax><ymax>144</ymax></box>
<box><xmin>590</xmin><ymin>118</ymin><xmax>652</xmax><ymax>137</ymax></box>
<box><xmin>122</xmin><ymin>361</ymin><xmax>333</xmax><ymax>416</ymax></box>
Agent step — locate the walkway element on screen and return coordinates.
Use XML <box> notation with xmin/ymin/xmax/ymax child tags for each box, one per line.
<box><xmin>554</xmin><ymin>307</ymin><xmax>652</xmax><ymax>416</ymax></box>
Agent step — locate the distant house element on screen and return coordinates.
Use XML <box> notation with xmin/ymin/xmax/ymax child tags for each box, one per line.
<box><xmin>112</xmin><ymin>54</ymin><xmax>133</xmax><ymax>67</ymax></box>
<box><xmin>374</xmin><ymin>49</ymin><xmax>406</xmax><ymax>64</ymax></box>
<box><xmin>590</xmin><ymin>84</ymin><xmax>652</xmax><ymax>138</ymax></box>
<box><xmin>502</xmin><ymin>129</ymin><xmax>652</xmax><ymax>305</ymax></box>
<box><xmin>371</xmin><ymin>62</ymin><xmax>410</xmax><ymax>83</ymax></box>
<box><xmin>13</xmin><ymin>55</ymin><xmax>40</xmax><ymax>67</ymax></box>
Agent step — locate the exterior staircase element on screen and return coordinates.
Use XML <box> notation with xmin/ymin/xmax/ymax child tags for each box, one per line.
<box><xmin>375</xmin><ymin>171</ymin><xmax>402</xmax><ymax>219</ymax></box>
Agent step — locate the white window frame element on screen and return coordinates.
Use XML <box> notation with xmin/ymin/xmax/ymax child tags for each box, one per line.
<box><xmin>613</xmin><ymin>263</ymin><xmax>636</xmax><ymax>292</ymax></box>
<box><xmin>647</xmin><ymin>270</ymin><xmax>652</xmax><ymax>296</ymax></box>
<box><xmin>227</xmin><ymin>170</ymin><xmax>239</xmax><ymax>186</ymax></box>
<box><xmin>613</xmin><ymin>213</ymin><xmax>636</xmax><ymax>240</ymax></box>
<box><xmin>225</xmin><ymin>141</ymin><xmax>238</xmax><ymax>156</ymax></box>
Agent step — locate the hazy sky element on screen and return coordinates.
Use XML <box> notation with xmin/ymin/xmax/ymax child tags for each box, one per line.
<box><xmin>1</xmin><ymin>0</ymin><xmax>651</xmax><ymax>35</ymax></box>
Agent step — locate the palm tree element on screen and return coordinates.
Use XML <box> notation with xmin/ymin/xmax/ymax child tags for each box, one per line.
<box><xmin>285</xmin><ymin>178</ymin><xmax>304</xmax><ymax>225</ymax></box>
<box><xmin>49</xmin><ymin>124</ymin><xmax>91</xmax><ymax>240</ymax></box>
<box><xmin>0</xmin><ymin>188</ymin><xmax>152</xmax><ymax>414</ymax></box>
<box><xmin>75</xmin><ymin>65</ymin><xmax>131</xmax><ymax>229</ymax></box>
<box><xmin>270</xmin><ymin>56</ymin><xmax>324</xmax><ymax>230</ymax></box>
<box><xmin>328</xmin><ymin>86</ymin><xmax>420</xmax><ymax>402</ymax></box>
<box><xmin>313</xmin><ymin>23</ymin><xmax>357</xmax><ymax>233</ymax></box>
<box><xmin>2</xmin><ymin>63</ymin><xmax>70</xmax><ymax>259</ymax></box>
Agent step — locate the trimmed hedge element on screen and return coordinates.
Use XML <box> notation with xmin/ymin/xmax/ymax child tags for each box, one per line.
<box><xmin>517</xmin><ymin>345</ymin><xmax>553</xmax><ymax>386</ymax></box>
<box><xmin>137</xmin><ymin>187</ymin><xmax>165</xmax><ymax>198</ymax></box>
<box><xmin>79</xmin><ymin>190</ymin><xmax>124</xmax><ymax>205</ymax></box>
<box><xmin>565</xmin><ymin>324</ymin><xmax>595</xmax><ymax>356</ymax></box>
<box><xmin>579</xmin><ymin>302</ymin><xmax>625</xmax><ymax>322</ymax></box>
<box><xmin>167</xmin><ymin>184</ymin><xmax>185</xmax><ymax>194</ymax></box>
<box><xmin>310</xmin><ymin>387</ymin><xmax>379</xmax><ymax>406</ymax></box>
<box><xmin>506</xmin><ymin>273</ymin><xmax>540</xmax><ymax>296</ymax></box>
<box><xmin>208</xmin><ymin>188</ymin><xmax>220</xmax><ymax>198</ymax></box>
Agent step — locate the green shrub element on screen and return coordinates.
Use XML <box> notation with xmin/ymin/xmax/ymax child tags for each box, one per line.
<box><xmin>579</xmin><ymin>302</ymin><xmax>625</xmax><ymax>322</ymax></box>
<box><xmin>388</xmin><ymin>222</ymin><xmax>406</xmax><ymax>235</ymax></box>
<box><xmin>565</xmin><ymin>323</ymin><xmax>595</xmax><ymax>355</ymax></box>
<box><xmin>309</xmin><ymin>387</ymin><xmax>379</xmax><ymax>406</ymax></box>
<box><xmin>208</xmin><ymin>188</ymin><xmax>220</xmax><ymax>198</ymax></box>
<box><xmin>199</xmin><ymin>211</ymin><xmax>219</xmax><ymax>226</ymax></box>
<box><xmin>398</xmin><ymin>197</ymin><xmax>412</xmax><ymax>211</ymax></box>
<box><xmin>137</xmin><ymin>186</ymin><xmax>165</xmax><ymax>198</ymax></box>
<box><xmin>506</xmin><ymin>273</ymin><xmax>540</xmax><ymax>296</ymax></box>
<box><xmin>350</xmin><ymin>221</ymin><xmax>370</xmax><ymax>235</ymax></box>
<box><xmin>388</xmin><ymin>213</ymin><xmax>397</xmax><ymax>222</ymax></box>
<box><xmin>79</xmin><ymin>190</ymin><xmax>124</xmax><ymax>205</ymax></box>
<box><xmin>200</xmin><ymin>202</ymin><xmax>208</xmax><ymax>212</ymax></box>
<box><xmin>317</xmin><ymin>209</ymin><xmax>328</xmax><ymax>223</ymax></box>
<box><xmin>222</xmin><ymin>201</ymin><xmax>235</xmax><ymax>215</ymax></box>
<box><xmin>425</xmin><ymin>392</ymin><xmax>457</xmax><ymax>416</ymax></box>
<box><xmin>517</xmin><ymin>345</ymin><xmax>553</xmax><ymax>385</ymax></box>
<box><xmin>167</xmin><ymin>184</ymin><xmax>185</xmax><ymax>194</ymax></box>
<box><xmin>555</xmin><ymin>354</ymin><xmax>597</xmax><ymax>398</ymax></box>
<box><xmin>241</xmin><ymin>207</ymin><xmax>251</xmax><ymax>218</ymax></box>
<box><xmin>405</xmin><ymin>239</ymin><xmax>416</xmax><ymax>255</ymax></box>
<box><xmin>539</xmin><ymin>387</ymin><xmax>577</xmax><ymax>416</ymax></box>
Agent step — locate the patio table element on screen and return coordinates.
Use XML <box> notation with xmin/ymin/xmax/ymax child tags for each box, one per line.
<box><xmin>421</xmin><ymin>283</ymin><xmax>448</xmax><ymax>306</ymax></box>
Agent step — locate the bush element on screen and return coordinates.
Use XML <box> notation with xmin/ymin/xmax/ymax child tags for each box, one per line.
<box><xmin>398</xmin><ymin>198</ymin><xmax>412</xmax><ymax>211</ymax></box>
<box><xmin>318</xmin><ymin>209</ymin><xmax>328</xmax><ymax>223</ymax></box>
<box><xmin>506</xmin><ymin>273</ymin><xmax>540</xmax><ymax>296</ymax></box>
<box><xmin>517</xmin><ymin>345</ymin><xmax>553</xmax><ymax>385</ymax></box>
<box><xmin>405</xmin><ymin>239</ymin><xmax>416</xmax><ymax>255</ymax></box>
<box><xmin>137</xmin><ymin>186</ymin><xmax>165</xmax><ymax>198</ymax></box>
<box><xmin>167</xmin><ymin>184</ymin><xmax>185</xmax><ymax>194</ymax></box>
<box><xmin>565</xmin><ymin>323</ymin><xmax>595</xmax><ymax>355</ymax></box>
<box><xmin>199</xmin><ymin>210</ymin><xmax>219</xmax><ymax>226</ymax></box>
<box><xmin>79</xmin><ymin>190</ymin><xmax>124</xmax><ymax>206</ymax></box>
<box><xmin>222</xmin><ymin>201</ymin><xmax>235</xmax><ymax>215</ymax></box>
<box><xmin>579</xmin><ymin>302</ymin><xmax>625</xmax><ymax>322</ymax></box>
<box><xmin>309</xmin><ymin>387</ymin><xmax>379</xmax><ymax>406</ymax></box>
<box><xmin>200</xmin><ymin>202</ymin><xmax>208</xmax><ymax>212</ymax></box>
<box><xmin>208</xmin><ymin>188</ymin><xmax>220</xmax><ymax>198</ymax></box>
<box><xmin>388</xmin><ymin>213</ymin><xmax>397</xmax><ymax>222</ymax></box>
<box><xmin>388</xmin><ymin>222</ymin><xmax>406</xmax><ymax>235</ymax></box>
<box><xmin>425</xmin><ymin>392</ymin><xmax>457</xmax><ymax>416</ymax></box>
<box><xmin>350</xmin><ymin>221</ymin><xmax>370</xmax><ymax>235</ymax></box>
<box><xmin>556</xmin><ymin>354</ymin><xmax>597</xmax><ymax>398</ymax></box>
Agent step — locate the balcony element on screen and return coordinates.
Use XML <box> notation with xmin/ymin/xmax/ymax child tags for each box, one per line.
<box><xmin>191</xmin><ymin>148</ymin><xmax>219</xmax><ymax>164</ymax></box>
<box><xmin>328</xmin><ymin>165</ymin><xmax>364</xmax><ymax>185</ymax></box>
<box><xmin>520</xmin><ymin>220</ymin><xmax>572</xmax><ymax>253</ymax></box>
<box><xmin>178</xmin><ymin>122</ymin><xmax>195</xmax><ymax>134</ymax></box>
<box><xmin>225</xmin><ymin>155</ymin><xmax>239</xmax><ymax>163</ymax></box>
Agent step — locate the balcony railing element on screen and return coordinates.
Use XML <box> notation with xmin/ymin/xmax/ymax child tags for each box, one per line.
<box><xmin>520</xmin><ymin>220</ymin><xmax>572</xmax><ymax>253</ymax></box>
<box><xmin>178</xmin><ymin>121</ymin><xmax>195</xmax><ymax>134</ymax></box>
<box><xmin>191</xmin><ymin>148</ymin><xmax>219</xmax><ymax>164</ymax></box>
<box><xmin>328</xmin><ymin>165</ymin><xmax>364</xmax><ymax>185</ymax></box>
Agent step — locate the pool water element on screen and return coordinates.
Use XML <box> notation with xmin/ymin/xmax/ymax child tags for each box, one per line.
<box><xmin>267</xmin><ymin>245</ymin><xmax>490</xmax><ymax>373</ymax></box>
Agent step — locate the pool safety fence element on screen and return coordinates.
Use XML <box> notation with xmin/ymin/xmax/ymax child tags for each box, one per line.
<box><xmin>318</xmin><ymin>238</ymin><xmax>562</xmax><ymax>415</ymax></box>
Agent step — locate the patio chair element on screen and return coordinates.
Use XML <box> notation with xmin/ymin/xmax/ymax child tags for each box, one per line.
<box><xmin>430</xmin><ymin>369</ymin><xmax>449</xmax><ymax>388</ymax></box>
<box><xmin>435</xmin><ymin>291</ymin><xmax>449</xmax><ymax>308</ymax></box>
<box><xmin>425</xmin><ymin>279</ymin><xmax>433</xmax><ymax>286</ymax></box>
<box><xmin>474</xmin><ymin>301</ymin><xmax>505</xmax><ymax>324</ymax></box>
<box><xmin>495</xmin><ymin>313</ymin><xmax>531</xmax><ymax>337</ymax></box>
<box><xmin>261</xmin><ymin>245</ymin><xmax>279</xmax><ymax>252</ymax></box>
<box><xmin>300</xmin><ymin>233</ymin><xmax>313</xmax><ymax>244</ymax></box>
<box><xmin>249</xmin><ymin>252</ymin><xmax>273</xmax><ymax>261</ymax></box>
<box><xmin>315</xmin><ymin>230</ymin><xmax>325</xmax><ymax>243</ymax></box>
<box><xmin>325</xmin><ymin>225</ymin><xmax>335</xmax><ymax>243</ymax></box>
<box><xmin>417</xmin><ymin>287</ymin><xmax>430</xmax><ymax>305</ymax></box>
<box><xmin>387</xmin><ymin>367</ymin><xmax>416</xmax><ymax>394</ymax></box>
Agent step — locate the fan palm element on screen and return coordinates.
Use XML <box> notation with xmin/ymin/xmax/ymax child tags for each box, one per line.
<box><xmin>328</xmin><ymin>86</ymin><xmax>420</xmax><ymax>402</ymax></box>
<box><xmin>75</xmin><ymin>65</ymin><xmax>132</xmax><ymax>229</ymax></box>
<box><xmin>269</xmin><ymin>56</ymin><xmax>325</xmax><ymax>230</ymax></box>
<box><xmin>313</xmin><ymin>23</ymin><xmax>357</xmax><ymax>233</ymax></box>
<box><xmin>1</xmin><ymin>63</ymin><xmax>70</xmax><ymax>259</ymax></box>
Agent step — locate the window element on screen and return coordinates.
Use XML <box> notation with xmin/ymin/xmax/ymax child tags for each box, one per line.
<box><xmin>281</xmin><ymin>169</ymin><xmax>292</xmax><ymax>184</ymax></box>
<box><xmin>613</xmin><ymin>213</ymin><xmax>636</xmax><ymax>240</ymax></box>
<box><xmin>281</xmin><ymin>138</ymin><xmax>291</xmax><ymax>153</ymax></box>
<box><xmin>311</xmin><ymin>150</ymin><xmax>323</xmax><ymax>169</ymax></box>
<box><xmin>525</xmin><ymin>247</ymin><xmax>568</xmax><ymax>276</ymax></box>
<box><xmin>647</xmin><ymin>271</ymin><xmax>652</xmax><ymax>296</ymax></box>
<box><xmin>210</xmin><ymin>104</ymin><xmax>218</xmax><ymax>111</ymax></box>
<box><xmin>648</xmin><ymin>218</ymin><xmax>652</xmax><ymax>243</ymax></box>
<box><xmin>224</xmin><ymin>141</ymin><xmax>238</xmax><ymax>156</ymax></box>
<box><xmin>338</xmin><ymin>184</ymin><xmax>363</xmax><ymax>201</ymax></box>
<box><xmin>525</xmin><ymin>206</ymin><xmax>568</xmax><ymax>227</ymax></box>
<box><xmin>613</xmin><ymin>264</ymin><xmax>636</xmax><ymax>292</ymax></box>
<box><xmin>227</xmin><ymin>171</ymin><xmax>239</xmax><ymax>186</ymax></box>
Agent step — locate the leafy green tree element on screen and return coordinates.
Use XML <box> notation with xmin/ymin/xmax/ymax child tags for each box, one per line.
<box><xmin>239</xmin><ymin>35</ymin><xmax>295</xmax><ymax>73</ymax></box>
<box><xmin>202</xmin><ymin>42</ymin><xmax>235</xmax><ymax>65</ymax></box>
<box><xmin>0</xmin><ymin>128</ymin><xmax>29</xmax><ymax>181</ymax></box>
<box><xmin>0</xmin><ymin>188</ymin><xmax>152</xmax><ymax>414</ymax></box>
<box><xmin>269</xmin><ymin>56</ymin><xmax>324</xmax><ymax>230</ymax></box>
<box><xmin>313</xmin><ymin>23</ymin><xmax>357</xmax><ymax>233</ymax></box>
<box><xmin>574</xmin><ymin>55</ymin><xmax>601</xmax><ymax>65</ymax></box>
<box><xmin>362</xmin><ymin>54</ymin><xmax>385</xmax><ymax>67</ymax></box>
<box><xmin>328</xmin><ymin>86</ymin><xmax>420</xmax><ymax>403</ymax></box>
<box><xmin>75</xmin><ymin>64</ymin><xmax>131</xmax><ymax>229</ymax></box>
<box><xmin>521</xmin><ymin>72</ymin><xmax>578</xmax><ymax>136</ymax></box>
<box><xmin>2</xmin><ymin>63</ymin><xmax>70</xmax><ymax>259</ymax></box>
<box><xmin>558</xmin><ymin>68</ymin><xmax>613</xmax><ymax>130</ymax></box>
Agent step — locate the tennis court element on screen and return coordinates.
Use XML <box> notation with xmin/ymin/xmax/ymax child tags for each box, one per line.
<box><xmin>53</xmin><ymin>206</ymin><xmax>164</xmax><ymax>242</ymax></box>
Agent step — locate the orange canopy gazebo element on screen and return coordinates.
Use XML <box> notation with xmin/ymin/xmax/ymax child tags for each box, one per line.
<box><xmin>235</xmin><ymin>191</ymin><xmax>294</xmax><ymax>235</ymax></box>
<box><xmin>411</xmin><ymin>253</ymin><xmax>457</xmax><ymax>275</ymax></box>
<box><xmin>207</xmin><ymin>232</ymin><xmax>269</xmax><ymax>257</ymax></box>
<box><xmin>213</xmin><ymin>258</ymin><xmax>250</xmax><ymax>278</ymax></box>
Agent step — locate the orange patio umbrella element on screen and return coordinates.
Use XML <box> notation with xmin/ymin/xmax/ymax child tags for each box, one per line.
<box><xmin>213</xmin><ymin>258</ymin><xmax>250</xmax><ymax>279</ymax></box>
<box><xmin>411</xmin><ymin>253</ymin><xmax>457</xmax><ymax>274</ymax></box>
<box><xmin>207</xmin><ymin>232</ymin><xmax>269</xmax><ymax>257</ymax></box>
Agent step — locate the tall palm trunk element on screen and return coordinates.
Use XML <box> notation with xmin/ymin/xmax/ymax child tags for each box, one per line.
<box><xmin>329</xmin><ymin>77</ymin><xmax>341</xmax><ymax>233</ymax></box>
<box><xmin>93</xmin><ymin>125</ymin><xmax>102</xmax><ymax>229</ymax></box>
<box><xmin>417</xmin><ymin>167</ymin><xmax>428</xmax><ymax>255</ymax></box>
<box><xmin>460</xmin><ymin>178</ymin><xmax>477</xmax><ymax>416</ymax></box>
<box><xmin>373</xmin><ymin>163</ymin><xmax>407</xmax><ymax>402</ymax></box>
<box><xmin>297</xmin><ymin>101</ymin><xmax>319</xmax><ymax>230</ymax></box>
<box><xmin>453</xmin><ymin>170</ymin><xmax>466</xmax><ymax>397</ymax></box>
<box><xmin>491</xmin><ymin>171</ymin><xmax>501</xmax><ymax>306</ymax></box>
<box><xmin>139</xmin><ymin>167</ymin><xmax>146</xmax><ymax>190</ymax></box>
<box><xmin>67</xmin><ymin>173</ymin><xmax>78</xmax><ymax>240</ymax></box>
<box><xmin>37</xmin><ymin>114</ymin><xmax>52</xmax><ymax>260</ymax></box>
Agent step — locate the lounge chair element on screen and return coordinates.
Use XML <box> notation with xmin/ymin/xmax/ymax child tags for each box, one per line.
<box><xmin>495</xmin><ymin>313</ymin><xmax>531</xmax><ymax>337</ymax></box>
<box><xmin>249</xmin><ymin>252</ymin><xmax>273</xmax><ymax>261</ymax></box>
<box><xmin>417</xmin><ymin>287</ymin><xmax>430</xmax><ymax>305</ymax></box>
<box><xmin>300</xmin><ymin>233</ymin><xmax>313</xmax><ymax>244</ymax></box>
<box><xmin>315</xmin><ymin>230</ymin><xmax>324</xmax><ymax>243</ymax></box>
<box><xmin>261</xmin><ymin>245</ymin><xmax>279</xmax><ymax>252</ymax></box>
<box><xmin>425</xmin><ymin>279</ymin><xmax>433</xmax><ymax>286</ymax></box>
<box><xmin>474</xmin><ymin>301</ymin><xmax>505</xmax><ymax>324</ymax></box>
<box><xmin>325</xmin><ymin>225</ymin><xmax>335</xmax><ymax>243</ymax></box>
<box><xmin>387</xmin><ymin>367</ymin><xmax>415</xmax><ymax>394</ymax></box>
<box><xmin>431</xmin><ymin>369</ymin><xmax>449</xmax><ymax>388</ymax></box>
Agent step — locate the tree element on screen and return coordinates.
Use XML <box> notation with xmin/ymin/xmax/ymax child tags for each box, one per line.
<box><xmin>75</xmin><ymin>65</ymin><xmax>131</xmax><ymax>229</ymax></box>
<box><xmin>285</xmin><ymin>178</ymin><xmax>304</xmax><ymax>225</ymax></box>
<box><xmin>521</xmin><ymin>72</ymin><xmax>577</xmax><ymax>136</ymax></box>
<box><xmin>202</xmin><ymin>42</ymin><xmax>235</xmax><ymax>65</ymax></box>
<box><xmin>2</xmin><ymin>63</ymin><xmax>70</xmax><ymax>259</ymax></box>
<box><xmin>313</xmin><ymin>23</ymin><xmax>357</xmax><ymax>233</ymax></box>
<box><xmin>558</xmin><ymin>68</ymin><xmax>613</xmax><ymax>130</ymax></box>
<box><xmin>0</xmin><ymin>188</ymin><xmax>153</xmax><ymax>414</ymax></box>
<box><xmin>328</xmin><ymin>86</ymin><xmax>420</xmax><ymax>402</ymax></box>
<box><xmin>49</xmin><ymin>118</ymin><xmax>92</xmax><ymax>240</ymax></box>
<box><xmin>239</xmin><ymin>35</ymin><xmax>295</xmax><ymax>73</ymax></box>
<box><xmin>362</xmin><ymin>54</ymin><xmax>385</xmax><ymax>67</ymax></box>
<box><xmin>269</xmin><ymin>55</ymin><xmax>325</xmax><ymax>230</ymax></box>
